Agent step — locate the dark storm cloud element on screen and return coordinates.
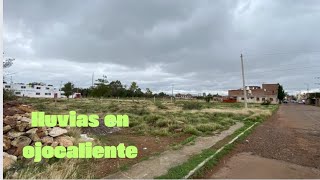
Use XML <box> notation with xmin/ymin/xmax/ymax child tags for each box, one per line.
<box><xmin>4</xmin><ymin>0</ymin><xmax>320</xmax><ymax>94</ymax></box>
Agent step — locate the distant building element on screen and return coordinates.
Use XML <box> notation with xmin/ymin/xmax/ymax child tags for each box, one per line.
<box><xmin>4</xmin><ymin>82</ymin><xmax>65</xmax><ymax>98</ymax></box>
<box><xmin>228</xmin><ymin>84</ymin><xmax>279</xmax><ymax>104</ymax></box>
<box><xmin>306</xmin><ymin>92</ymin><xmax>320</xmax><ymax>106</ymax></box>
<box><xmin>175</xmin><ymin>93</ymin><xmax>193</xmax><ymax>99</ymax></box>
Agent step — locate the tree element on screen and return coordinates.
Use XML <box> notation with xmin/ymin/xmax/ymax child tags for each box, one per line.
<box><xmin>3</xmin><ymin>54</ymin><xmax>16</xmax><ymax>100</ymax></box>
<box><xmin>3</xmin><ymin>58</ymin><xmax>15</xmax><ymax>69</ymax></box>
<box><xmin>205</xmin><ymin>94</ymin><xmax>212</xmax><ymax>103</ymax></box>
<box><xmin>109</xmin><ymin>80</ymin><xmax>124</xmax><ymax>97</ymax></box>
<box><xmin>129</xmin><ymin>82</ymin><xmax>138</xmax><ymax>97</ymax></box>
<box><xmin>3</xmin><ymin>52</ymin><xmax>15</xmax><ymax>82</ymax></box>
<box><xmin>278</xmin><ymin>84</ymin><xmax>286</xmax><ymax>103</ymax></box>
<box><xmin>91</xmin><ymin>75</ymin><xmax>111</xmax><ymax>97</ymax></box>
<box><xmin>145</xmin><ymin>88</ymin><xmax>153</xmax><ymax>97</ymax></box>
<box><xmin>62</xmin><ymin>82</ymin><xmax>74</xmax><ymax>98</ymax></box>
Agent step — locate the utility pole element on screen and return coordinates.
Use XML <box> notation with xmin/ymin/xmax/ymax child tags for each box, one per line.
<box><xmin>171</xmin><ymin>84</ymin><xmax>174</xmax><ymax>103</ymax></box>
<box><xmin>92</xmin><ymin>72</ymin><xmax>94</xmax><ymax>87</ymax></box>
<box><xmin>241</xmin><ymin>54</ymin><xmax>248</xmax><ymax>109</ymax></box>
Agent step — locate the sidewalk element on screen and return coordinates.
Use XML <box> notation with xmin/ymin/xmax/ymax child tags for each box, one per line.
<box><xmin>106</xmin><ymin>122</ymin><xmax>243</xmax><ymax>179</ymax></box>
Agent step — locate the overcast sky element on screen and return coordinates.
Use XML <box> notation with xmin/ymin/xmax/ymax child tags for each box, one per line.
<box><xmin>4</xmin><ymin>0</ymin><xmax>320</xmax><ymax>95</ymax></box>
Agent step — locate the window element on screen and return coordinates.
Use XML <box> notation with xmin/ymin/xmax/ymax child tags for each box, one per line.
<box><xmin>21</xmin><ymin>86</ymin><xmax>26</xmax><ymax>89</ymax></box>
<box><xmin>15</xmin><ymin>92</ymin><xmax>21</xmax><ymax>95</ymax></box>
<box><xmin>36</xmin><ymin>92</ymin><xmax>41</xmax><ymax>95</ymax></box>
<box><xmin>257</xmin><ymin>97</ymin><xmax>260</xmax><ymax>101</ymax></box>
<box><xmin>270</xmin><ymin>98</ymin><xmax>274</xmax><ymax>101</ymax></box>
<box><xmin>46</xmin><ymin>87</ymin><xmax>50</xmax><ymax>90</ymax></box>
<box><xmin>262</xmin><ymin>98</ymin><xmax>265</xmax><ymax>101</ymax></box>
<box><xmin>241</xmin><ymin>98</ymin><xmax>244</xmax><ymax>100</ymax></box>
<box><xmin>36</xmin><ymin>87</ymin><xmax>41</xmax><ymax>89</ymax></box>
<box><xmin>5</xmin><ymin>85</ymin><xmax>10</xmax><ymax>88</ymax></box>
<box><xmin>45</xmin><ymin>93</ymin><xmax>51</xmax><ymax>95</ymax></box>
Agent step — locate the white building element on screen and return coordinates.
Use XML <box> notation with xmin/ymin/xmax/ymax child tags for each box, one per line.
<box><xmin>4</xmin><ymin>82</ymin><xmax>65</xmax><ymax>98</ymax></box>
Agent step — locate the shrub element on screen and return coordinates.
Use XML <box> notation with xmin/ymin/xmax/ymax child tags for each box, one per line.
<box><xmin>156</xmin><ymin>119</ymin><xmax>170</xmax><ymax>127</ymax></box>
<box><xmin>261</xmin><ymin>100</ymin><xmax>271</xmax><ymax>105</ymax></box>
<box><xmin>3</xmin><ymin>88</ymin><xmax>16</xmax><ymax>101</ymax></box>
<box><xmin>155</xmin><ymin>101</ymin><xmax>168</xmax><ymax>109</ymax></box>
<box><xmin>143</xmin><ymin>115</ymin><xmax>161</xmax><ymax>125</ymax></box>
<box><xmin>152</xmin><ymin>128</ymin><xmax>170</xmax><ymax>136</ymax></box>
<box><xmin>196</xmin><ymin>124</ymin><xmax>217</xmax><ymax>133</ymax></box>
<box><xmin>184</xmin><ymin>125</ymin><xmax>201</xmax><ymax>135</ymax></box>
<box><xmin>182</xmin><ymin>102</ymin><xmax>203</xmax><ymax>110</ymax></box>
<box><xmin>168</xmin><ymin>124</ymin><xmax>182</xmax><ymax>132</ymax></box>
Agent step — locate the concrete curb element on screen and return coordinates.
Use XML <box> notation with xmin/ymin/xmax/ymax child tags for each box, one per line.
<box><xmin>183</xmin><ymin>122</ymin><xmax>259</xmax><ymax>179</ymax></box>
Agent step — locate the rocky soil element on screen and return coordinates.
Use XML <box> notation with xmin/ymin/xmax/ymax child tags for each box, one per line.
<box><xmin>3</xmin><ymin>101</ymin><xmax>76</xmax><ymax>171</ymax></box>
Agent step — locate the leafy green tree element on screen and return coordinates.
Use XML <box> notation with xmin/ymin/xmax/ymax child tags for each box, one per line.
<box><xmin>129</xmin><ymin>82</ymin><xmax>138</xmax><ymax>97</ymax></box>
<box><xmin>135</xmin><ymin>88</ymin><xmax>144</xmax><ymax>97</ymax></box>
<box><xmin>62</xmin><ymin>82</ymin><xmax>74</xmax><ymax>98</ymax></box>
<box><xmin>278</xmin><ymin>84</ymin><xmax>286</xmax><ymax>103</ymax></box>
<box><xmin>109</xmin><ymin>80</ymin><xmax>124</xmax><ymax>97</ymax></box>
<box><xmin>91</xmin><ymin>75</ymin><xmax>112</xmax><ymax>97</ymax></box>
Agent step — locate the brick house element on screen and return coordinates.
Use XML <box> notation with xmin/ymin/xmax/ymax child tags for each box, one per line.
<box><xmin>228</xmin><ymin>84</ymin><xmax>279</xmax><ymax>104</ymax></box>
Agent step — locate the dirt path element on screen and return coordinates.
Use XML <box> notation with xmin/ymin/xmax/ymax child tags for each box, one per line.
<box><xmin>106</xmin><ymin>122</ymin><xmax>244</xmax><ymax>179</ymax></box>
<box><xmin>207</xmin><ymin>104</ymin><xmax>320</xmax><ymax>179</ymax></box>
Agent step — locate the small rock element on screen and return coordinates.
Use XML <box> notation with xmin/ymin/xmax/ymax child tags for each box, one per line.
<box><xmin>41</xmin><ymin>136</ymin><xmax>54</xmax><ymax>145</ymax></box>
<box><xmin>4</xmin><ymin>116</ymin><xmax>17</xmax><ymax>127</ymax></box>
<box><xmin>3</xmin><ymin>152</ymin><xmax>17</xmax><ymax>171</ymax></box>
<box><xmin>13</xmin><ymin>114</ymin><xmax>23</xmax><ymax>121</ymax></box>
<box><xmin>51</xmin><ymin>141</ymin><xmax>59</xmax><ymax>147</ymax></box>
<box><xmin>20</xmin><ymin>116</ymin><xmax>31</xmax><ymax>123</ymax></box>
<box><xmin>14</xmin><ymin>146</ymin><xmax>24</xmax><ymax>156</ymax></box>
<box><xmin>8</xmin><ymin>130</ymin><xmax>25</xmax><ymax>139</ymax></box>
<box><xmin>49</xmin><ymin>127</ymin><xmax>68</xmax><ymax>137</ymax></box>
<box><xmin>29</xmin><ymin>133</ymin><xmax>41</xmax><ymax>141</ymax></box>
<box><xmin>174</xmin><ymin>128</ymin><xmax>183</xmax><ymax>133</ymax></box>
<box><xmin>55</xmin><ymin>136</ymin><xmax>74</xmax><ymax>147</ymax></box>
<box><xmin>4</xmin><ymin>136</ymin><xmax>12</xmax><ymax>150</ymax></box>
<box><xmin>6</xmin><ymin>147</ymin><xmax>17</xmax><ymax>155</ymax></box>
<box><xmin>36</xmin><ymin>127</ymin><xmax>48</xmax><ymax>138</ymax></box>
<box><xmin>80</xmin><ymin>134</ymin><xmax>94</xmax><ymax>142</ymax></box>
<box><xmin>245</xmin><ymin>139</ymin><xmax>249</xmax><ymax>143</ymax></box>
<box><xmin>15</xmin><ymin>121</ymin><xmax>29</xmax><ymax>132</ymax></box>
<box><xmin>26</xmin><ymin>128</ymin><xmax>38</xmax><ymax>135</ymax></box>
<box><xmin>4</xmin><ymin>125</ymin><xmax>12</xmax><ymax>133</ymax></box>
<box><xmin>143</xmin><ymin>147</ymin><xmax>147</xmax><ymax>150</ymax></box>
<box><xmin>11</xmin><ymin>136</ymin><xmax>32</xmax><ymax>148</ymax></box>
<box><xmin>17</xmin><ymin>105</ymin><xmax>33</xmax><ymax>113</ymax></box>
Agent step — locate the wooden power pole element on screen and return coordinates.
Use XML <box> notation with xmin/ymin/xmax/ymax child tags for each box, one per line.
<box><xmin>241</xmin><ymin>54</ymin><xmax>248</xmax><ymax>109</ymax></box>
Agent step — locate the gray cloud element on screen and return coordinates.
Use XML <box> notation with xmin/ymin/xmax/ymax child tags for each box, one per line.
<box><xmin>4</xmin><ymin>0</ymin><xmax>320</xmax><ymax>95</ymax></box>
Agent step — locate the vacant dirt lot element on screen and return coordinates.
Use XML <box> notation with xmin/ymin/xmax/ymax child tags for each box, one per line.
<box><xmin>206</xmin><ymin>104</ymin><xmax>320</xmax><ymax>179</ymax></box>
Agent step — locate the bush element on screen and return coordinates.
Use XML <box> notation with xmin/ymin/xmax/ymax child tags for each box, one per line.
<box><xmin>155</xmin><ymin>101</ymin><xmax>168</xmax><ymax>109</ymax></box>
<box><xmin>143</xmin><ymin>115</ymin><xmax>161</xmax><ymax>125</ymax></box>
<box><xmin>184</xmin><ymin>125</ymin><xmax>201</xmax><ymax>135</ymax></box>
<box><xmin>156</xmin><ymin>119</ymin><xmax>170</xmax><ymax>127</ymax></box>
<box><xmin>261</xmin><ymin>100</ymin><xmax>271</xmax><ymax>105</ymax></box>
<box><xmin>3</xmin><ymin>88</ymin><xmax>16</xmax><ymax>101</ymax></box>
<box><xmin>196</xmin><ymin>124</ymin><xmax>217</xmax><ymax>133</ymax></box>
<box><xmin>152</xmin><ymin>128</ymin><xmax>170</xmax><ymax>136</ymax></box>
<box><xmin>182</xmin><ymin>102</ymin><xmax>203</xmax><ymax>110</ymax></box>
